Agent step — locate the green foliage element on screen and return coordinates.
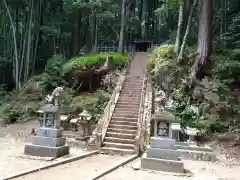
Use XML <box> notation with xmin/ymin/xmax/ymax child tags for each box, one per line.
<box><xmin>42</xmin><ymin>54</ymin><xmax>67</xmax><ymax>92</ymax></box>
<box><xmin>0</xmin><ymin>86</ymin><xmax>7</xmax><ymax>101</ymax></box>
<box><xmin>223</xmin><ymin>13</ymin><xmax>240</xmax><ymax>48</ymax></box>
<box><xmin>70</xmin><ymin>52</ymin><xmax>127</xmax><ymax>66</ymax></box>
<box><xmin>147</xmin><ymin>44</ymin><xmax>175</xmax><ymax>70</ymax></box>
<box><xmin>62</xmin><ymin>52</ymin><xmax>127</xmax><ymax>89</ymax></box>
<box><xmin>150</xmin><ymin>44</ymin><xmax>240</xmax><ymax>133</ymax></box>
<box><xmin>70</xmin><ymin>90</ymin><xmax>109</xmax><ymax>122</ymax></box>
<box><xmin>0</xmin><ymin>101</ymin><xmax>41</xmax><ymax>124</ymax></box>
<box><xmin>60</xmin><ymin>87</ymin><xmax>76</xmax><ymax>114</ymax></box>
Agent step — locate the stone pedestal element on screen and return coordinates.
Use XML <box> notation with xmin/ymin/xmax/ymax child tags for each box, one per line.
<box><xmin>141</xmin><ymin>112</ymin><xmax>184</xmax><ymax>173</ymax></box>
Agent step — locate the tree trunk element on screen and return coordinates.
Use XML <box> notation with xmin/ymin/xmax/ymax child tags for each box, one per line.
<box><xmin>174</xmin><ymin>0</ymin><xmax>184</xmax><ymax>54</ymax></box>
<box><xmin>178</xmin><ymin>0</ymin><xmax>198</xmax><ymax>59</ymax></box>
<box><xmin>3</xmin><ymin>0</ymin><xmax>20</xmax><ymax>90</ymax></box>
<box><xmin>118</xmin><ymin>0</ymin><xmax>126</xmax><ymax>53</ymax></box>
<box><xmin>71</xmin><ymin>9</ymin><xmax>81</xmax><ymax>56</ymax></box>
<box><xmin>195</xmin><ymin>0</ymin><xmax>212</xmax><ymax>80</ymax></box>
<box><xmin>24</xmin><ymin>0</ymin><xmax>34</xmax><ymax>82</ymax></box>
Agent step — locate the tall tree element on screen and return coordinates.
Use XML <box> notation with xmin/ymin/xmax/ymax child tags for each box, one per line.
<box><xmin>174</xmin><ymin>0</ymin><xmax>184</xmax><ymax>54</ymax></box>
<box><xmin>178</xmin><ymin>0</ymin><xmax>198</xmax><ymax>59</ymax></box>
<box><xmin>118</xmin><ymin>0</ymin><xmax>126</xmax><ymax>53</ymax></box>
<box><xmin>195</xmin><ymin>0</ymin><xmax>213</xmax><ymax>80</ymax></box>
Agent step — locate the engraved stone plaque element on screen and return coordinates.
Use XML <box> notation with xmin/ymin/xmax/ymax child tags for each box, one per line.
<box><xmin>45</xmin><ymin>113</ymin><xmax>55</xmax><ymax>128</ymax></box>
<box><xmin>157</xmin><ymin>121</ymin><xmax>169</xmax><ymax>137</ymax></box>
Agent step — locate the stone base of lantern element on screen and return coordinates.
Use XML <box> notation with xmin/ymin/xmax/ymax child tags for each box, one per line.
<box><xmin>141</xmin><ymin>137</ymin><xmax>184</xmax><ymax>173</ymax></box>
<box><xmin>24</xmin><ymin>127</ymin><xmax>69</xmax><ymax>158</ymax></box>
<box><xmin>24</xmin><ymin>144</ymin><xmax>69</xmax><ymax>158</ymax></box>
<box><xmin>146</xmin><ymin>146</ymin><xmax>181</xmax><ymax>160</ymax></box>
<box><xmin>36</xmin><ymin>128</ymin><xmax>63</xmax><ymax>138</ymax></box>
<box><xmin>32</xmin><ymin>136</ymin><xmax>66</xmax><ymax>147</ymax></box>
<box><xmin>141</xmin><ymin>153</ymin><xmax>184</xmax><ymax>173</ymax></box>
<box><xmin>151</xmin><ymin>137</ymin><xmax>176</xmax><ymax>149</ymax></box>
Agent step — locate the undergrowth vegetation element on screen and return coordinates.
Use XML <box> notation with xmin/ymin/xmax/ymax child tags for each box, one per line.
<box><xmin>149</xmin><ymin>44</ymin><xmax>240</xmax><ymax>133</ymax></box>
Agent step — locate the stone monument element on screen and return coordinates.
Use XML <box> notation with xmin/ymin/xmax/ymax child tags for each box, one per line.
<box><xmin>141</xmin><ymin>111</ymin><xmax>184</xmax><ymax>173</ymax></box>
<box><xmin>24</xmin><ymin>87</ymin><xmax>69</xmax><ymax>158</ymax></box>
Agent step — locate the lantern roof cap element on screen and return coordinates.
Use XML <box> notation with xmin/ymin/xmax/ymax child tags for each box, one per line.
<box><xmin>41</xmin><ymin>104</ymin><xmax>59</xmax><ymax>113</ymax></box>
<box><xmin>152</xmin><ymin>111</ymin><xmax>175</xmax><ymax>122</ymax></box>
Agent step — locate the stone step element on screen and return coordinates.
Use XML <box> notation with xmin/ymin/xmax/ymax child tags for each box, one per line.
<box><xmin>114</xmin><ymin>106</ymin><xmax>139</xmax><ymax>111</ymax></box>
<box><xmin>118</xmin><ymin>95</ymin><xmax>141</xmax><ymax>99</ymax></box>
<box><xmin>175</xmin><ymin>145</ymin><xmax>213</xmax><ymax>152</ymax></box>
<box><xmin>122</xmin><ymin>81</ymin><xmax>142</xmax><ymax>84</ymax></box>
<box><xmin>113</xmin><ymin>107</ymin><xmax>139</xmax><ymax>112</ymax></box>
<box><xmin>120</xmin><ymin>89</ymin><xmax>142</xmax><ymax>92</ymax></box>
<box><xmin>108</xmin><ymin>124</ymin><xmax>137</xmax><ymax>130</ymax></box>
<box><xmin>100</xmin><ymin>147</ymin><xmax>135</xmax><ymax>155</ymax></box>
<box><xmin>112</xmin><ymin>110</ymin><xmax>139</xmax><ymax>115</ymax></box>
<box><xmin>106</xmin><ymin>132</ymin><xmax>135</xmax><ymax>139</ymax></box>
<box><xmin>115</xmin><ymin>103</ymin><xmax>140</xmax><ymax>108</ymax></box>
<box><xmin>111</xmin><ymin>120</ymin><xmax>138</xmax><ymax>126</ymax></box>
<box><xmin>118</xmin><ymin>98</ymin><xmax>141</xmax><ymax>102</ymax></box>
<box><xmin>104</xmin><ymin>136</ymin><xmax>135</xmax><ymax>144</ymax></box>
<box><xmin>117</xmin><ymin>100</ymin><xmax>140</xmax><ymax>105</ymax></box>
<box><xmin>121</xmin><ymin>85</ymin><xmax>142</xmax><ymax>88</ymax></box>
<box><xmin>141</xmin><ymin>153</ymin><xmax>184</xmax><ymax>173</ymax></box>
<box><xmin>113</xmin><ymin>110</ymin><xmax>139</xmax><ymax>115</ymax></box>
<box><xmin>146</xmin><ymin>147</ymin><xmax>181</xmax><ymax>161</ymax></box>
<box><xmin>118</xmin><ymin>95</ymin><xmax>141</xmax><ymax>98</ymax></box>
<box><xmin>111</xmin><ymin>117</ymin><xmax>138</xmax><ymax>122</ymax></box>
<box><xmin>103</xmin><ymin>142</ymin><xmax>134</xmax><ymax>150</ymax></box>
<box><xmin>177</xmin><ymin>149</ymin><xmax>217</xmax><ymax>162</ymax></box>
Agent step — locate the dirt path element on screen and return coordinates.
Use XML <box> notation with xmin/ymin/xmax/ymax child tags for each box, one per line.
<box><xmin>13</xmin><ymin>154</ymin><xmax>128</xmax><ymax>180</ymax></box>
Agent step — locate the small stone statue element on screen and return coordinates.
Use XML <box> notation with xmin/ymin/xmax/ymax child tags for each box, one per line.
<box><xmin>45</xmin><ymin>87</ymin><xmax>63</xmax><ymax>106</ymax></box>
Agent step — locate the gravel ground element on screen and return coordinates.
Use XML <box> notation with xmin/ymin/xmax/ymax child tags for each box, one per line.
<box><xmin>0</xmin><ymin>121</ymin><xmax>92</xmax><ymax>179</ymax></box>
<box><xmin>1</xmin><ymin>121</ymin><xmax>240</xmax><ymax>180</ymax></box>
<box><xmin>0</xmin><ymin>136</ymin><xmax>91</xmax><ymax>179</ymax></box>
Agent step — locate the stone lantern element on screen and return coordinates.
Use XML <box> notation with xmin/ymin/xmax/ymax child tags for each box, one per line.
<box><xmin>141</xmin><ymin>111</ymin><xmax>184</xmax><ymax>173</ymax></box>
<box><xmin>152</xmin><ymin>111</ymin><xmax>174</xmax><ymax>138</ymax></box>
<box><xmin>77</xmin><ymin>110</ymin><xmax>92</xmax><ymax>138</ymax></box>
<box><xmin>24</xmin><ymin>89</ymin><xmax>69</xmax><ymax>158</ymax></box>
<box><xmin>171</xmin><ymin>123</ymin><xmax>181</xmax><ymax>141</ymax></box>
<box><xmin>185</xmin><ymin>127</ymin><xmax>199</xmax><ymax>145</ymax></box>
<box><xmin>37</xmin><ymin>109</ymin><xmax>44</xmax><ymax>127</ymax></box>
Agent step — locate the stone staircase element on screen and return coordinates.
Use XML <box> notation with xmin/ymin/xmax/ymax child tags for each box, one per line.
<box><xmin>101</xmin><ymin>52</ymin><xmax>148</xmax><ymax>154</ymax></box>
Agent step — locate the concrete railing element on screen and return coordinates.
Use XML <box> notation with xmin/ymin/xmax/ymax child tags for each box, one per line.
<box><xmin>134</xmin><ymin>71</ymin><xmax>148</xmax><ymax>154</ymax></box>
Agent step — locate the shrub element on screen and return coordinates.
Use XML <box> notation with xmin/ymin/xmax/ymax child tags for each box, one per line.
<box><xmin>70</xmin><ymin>90</ymin><xmax>109</xmax><ymax>122</ymax></box>
<box><xmin>0</xmin><ymin>101</ymin><xmax>41</xmax><ymax>124</ymax></box>
<box><xmin>62</xmin><ymin>52</ymin><xmax>127</xmax><ymax>91</ymax></box>
<box><xmin>71</xmin><ymin>52</ymin><xmax>127</xmax><ymax>64</ymax></box>
<box><xmin>147</xmin><ymin>44</ymin><xmax>175</xmax><ymax>70</ymax></box>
